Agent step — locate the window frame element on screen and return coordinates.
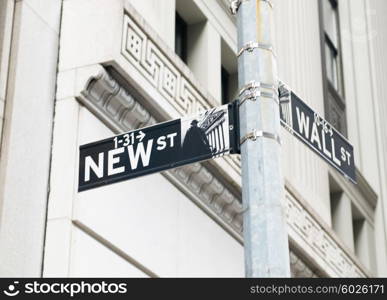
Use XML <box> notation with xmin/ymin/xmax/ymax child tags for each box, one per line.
<box><xmin>175</xmin><ymin>12</ymin><xmax>188</xmax><ymax>63</ymax></box>
<box><xmin>318</xmin><ymin>0</ymin><xmax>347</xmax><ymax>136</ymax></box>
<box><xmin>221</xmin><ymin>66</ymin><xmax>230</xmax><ymax>105</ymax></box>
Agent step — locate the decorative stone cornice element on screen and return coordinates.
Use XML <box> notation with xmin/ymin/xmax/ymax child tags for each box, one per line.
<box><xmin>290</xmin><ymin>252</ymin><xmax>319</xmax><ymax>278</ymax></box>
<box><xmin>285</xmin><ymin>186</ymin><xmax>368</xmax><ymax>277</ymax></box>
<box><xmin>120</xmin><ymin>5</ymin><xmax>242</xmax><ymax>179</ymax></box>
<box><xmin>79</xmin><ymin>68</ymin><xmax>244</xmax><ymax>235</ymax></box>
<box><xmin>75</xmin><ymin>66</ymin><xmax>368</xmax><ymax>277</ymax></box>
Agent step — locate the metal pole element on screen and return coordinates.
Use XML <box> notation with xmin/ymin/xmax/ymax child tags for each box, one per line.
<box><xmin>232</xmin><ymin>0</ymin><xmax>291</xmax><ymax>277</ymax></box>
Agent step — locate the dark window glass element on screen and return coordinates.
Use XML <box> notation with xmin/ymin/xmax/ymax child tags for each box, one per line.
<box><xmin>221</xmin><ymin>67</ymin><xmax>229</xmax><ymax>105</ymax></box>
<box><xmin>175</xmin><ymin>13</ymin><xmax>187</xmax><ymax>63</ymax></box>
<box><xmin>321</xmin><ymin>0</ymin><xmax>347</xmax><ymax>136</ymax></box>
<box><xmin>323</xmin><ymin>0</ymin><xmax>342</xmax><ymax>96</ymax></box>
<box><xmin>325</xmin><ymin>34</ymin><xmax>339</xmax><ymax>91</ymax></box>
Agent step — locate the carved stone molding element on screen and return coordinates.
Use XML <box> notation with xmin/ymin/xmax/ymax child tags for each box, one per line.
<box><xmin>122</xmin><ymin>15</ymin><xmax>210</xmax><ymax>116</ymax></box>
<box><xmin>290</xmin><ymin>252</ymin><xmax>319</xmax><ymax>278</ymax></box>
<box><xmin>286</xmin><ymin>190</ymin><xmax>367</xmax><ymax>277</ymax></box>
<box><xmin>120</xmin><ymin>9</ymin><xmax>241</xmax><ymax>176</ymax></box>
<box><xmin>80</xmin><ymin>68</ymin><xmax>244</xmax><ymax>234</ymax></box>
<box><xmin>75</xmin><ymin>65</ymin><xmax>368</xmax><ymax>277</ymax></box>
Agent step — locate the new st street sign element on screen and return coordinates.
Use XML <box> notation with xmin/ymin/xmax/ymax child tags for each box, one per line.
<box><xmin>279</xmin><ymin>82</ymin><xmax>356</xmax><ymax>183</ymax></box>
<box><xmin>78</xmin><ymin>102</ymin><xmax>239</xmax><ymax>192</ymax></box>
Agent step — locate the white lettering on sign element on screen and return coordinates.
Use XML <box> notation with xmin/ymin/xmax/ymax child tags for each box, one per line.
<box><xmin>108</xmin><ymin>147</ymin><xmax>125</xmax><ymax>176</ymax></box>
<box><xmin>341</xmin><ymin>147</ymin><xmax>352</xmax><ymax>166</ymax></box>
<box><xmin>314</xmin><ymin>113</ymin><xmax>333</xmax><ymax>137</ymax></box>
<box><xmin>321</xmin><ymin>132</ymin><xmax>332</xmax><ymax>159</ymax></box>
<box><xmin>296</xmin><ymin>107</ymin><xmax>310</xmax><ymax>138</ymax></box>
<box><xmin>294</xmin><ymin>105</ymin><xmax>353</xmax><ymax>168</ymax></box>
<box><xmin>331</xmin><ymin>139</ymin><xmax>341</xmax><ymax>166</ymax></box>
<box><xmin>310</xmin><ymin>122</ymin><xmax>322</xmax><ymax>150</ymax></box>
<box><xmin>156</xmin><ymin>133</ymin><xmax>178</xmax><ymax>151</ymax></box>
<box><xmin>156</xmin><ymin>136</ymin><xmax>167</xmax><ymax>150</ymax></box>
<box><xmin>85</xmin><ymin>153</ymin><xmax>104</xmax><ymax>182</ymax></box>
<box><xmin>83</xmin><ymin>134</ymin><xmax>177</xmax><ymax>183</ymax></box>
<box><xmin>113</xmin><ymin>131</ymin><xmax>146</xmax><ymax>149</ymax></box>
<box><xmin>167</xmin><ymin>133</ymin><xmax>177</xmax><ymax>147</ymax></box>
<box><xmin>127</xmin><ymin>139</ymin><xmax>153</xmax><ymax>170</ymax></box>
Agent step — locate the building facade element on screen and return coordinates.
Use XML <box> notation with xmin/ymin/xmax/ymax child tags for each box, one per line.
<box><xmin>0</xmin><ymin>0</ymin><xmax>386</xmax><ymax>277</ymax></box>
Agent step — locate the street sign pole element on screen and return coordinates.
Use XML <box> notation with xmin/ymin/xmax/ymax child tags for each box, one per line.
<box><xmin>233</xmin><ymin>0</ymin><xmax>291</xmax><ymax>277</ymax></box>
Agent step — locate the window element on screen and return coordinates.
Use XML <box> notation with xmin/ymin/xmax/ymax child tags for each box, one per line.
<box><xmin>221</xmin><ymin>39</ymin><xmax>238</xmax><ymax>105</ymax></box>
<box><xmin>323</xmin><ymin>0</ymin><xmax>342</xmax><ymax>93</ymax></box>
<box><xmin>329</xmin><ymin>176</ymin><xmax>376</xmax><ymax>271</ymax></box>
<box><xmin>221</xmin><ymin>67</ymin><xmax>229</xmax><ymax>105</ymax></box>
<box><xmin>175</xmin><ymin>12</ymin><xmax>187</xmax><ymax>63</ymax></box>
<box><xmin>352</xmin><ymin>204</ymin><xmax>376</xmax><ymax>271</ymax></box>
<box><xmin>320</xmin><ymin>0</ymin><xmax>347</xmax><ymax>136</ymax></box>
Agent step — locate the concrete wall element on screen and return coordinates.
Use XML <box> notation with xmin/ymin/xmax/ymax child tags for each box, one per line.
<box><xmin>363</xmin><ymin>0</ymin><xmax>387</xmax><ymax>276</ymax></box>
<box><xmin>338</xmin><ymin>0</ymin><xmax>387</xmax><ymax>275</ymax></box>
<box><xmin>0</xmin><ymin>0</ymin><xmax>62</xmax><ymax>276</ymax></box>
<box><xmin>274</xmin><ymin>0</ymin><xmax>331</xmax><ymax>225</ymax></box>
<box><xmin>0</xmin><ymin>0</ymin><xmax>14</xmax><ymax>143</ymax></box>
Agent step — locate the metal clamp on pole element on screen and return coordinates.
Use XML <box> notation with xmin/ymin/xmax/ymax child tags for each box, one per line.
<box><xmin>239</xmin><ymin>81</ymin><xmax>277</xmax><ymax>96</ymax></box>
<box><xmin>229</xmin><ymin>0</ymin><xmax>249</xmax><ymax>15</ymax></box>
<box><xmin>239</xmin><ymin>90</ymin><xmax>278</xmax><ymax>106</ymax></box>
<box><xmin>240</xmin><ymin>129</ymin><xmax>281</xmax><ymax>145</ymax></box>
<box><xmin>278</xmin><ymin>81</ymin><xmax>291</xmax><ymax>103</ymax></box>
<box><xmin>238</xmin><ymin>81</ymin><xmax>279</xmax><ymax>106</ymax></box>
<box><xmin>237</xmin><ymin>41</ymin><xmax>275</xmax><ymax>57</ymax></box>
<box><xmin>230</xmin><ymin>0</ymin><xmax>273</xmax><ymax>15</ymax></box>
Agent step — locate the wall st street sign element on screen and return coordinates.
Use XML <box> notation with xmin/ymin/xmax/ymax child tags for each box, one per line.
<box><xmin>78</xmin><ymin>103</ymin><xmax>239</xmax><ymax>192</ymax></box>
<box><xmin>279</xmin><ymin>82</ymin><xmax>356</xmax><ymax>183</ymax></box>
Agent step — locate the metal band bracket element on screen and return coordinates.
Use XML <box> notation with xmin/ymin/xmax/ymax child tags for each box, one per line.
<box><xmin>237</xmin><ymin>42</ymin><xmax>275</xmax><ymax>57</ymax></box>
<box><xmin>239</xmin><ymin>91</ymin><xmax>278</xmax><ymax>107</ymax></box>
<box><xmin>238</xmin><ymin>81</ymin><xmax>279</xmax><ymax>106</ymax></box>
<box><xmin>238</xmin><ymin>81</ymin><xmax>277</xmax><ymax>96</ymax></box>
<box><xmin>240</xmin><ymin>129</ymin><xmax>281</xmax><ymax>145</ymax></box>
<box><xmin>230</xmin><ymin>0</ymin><xmax>273</xmax><ymax>15</ymax></box>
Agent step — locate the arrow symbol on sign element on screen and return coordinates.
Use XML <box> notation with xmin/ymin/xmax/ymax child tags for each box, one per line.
<box><xmin>136</xmin><ymin>130</ymin><xmax>146</xmax><ymax>142</ymax></box>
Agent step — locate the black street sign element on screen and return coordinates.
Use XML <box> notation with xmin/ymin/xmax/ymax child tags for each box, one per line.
<box><xmin>279</xmin><ymin>83</ymin><xmax>356</xmax><ymax>183</ymax></box>
<box><xmin>78</xmin><ymin>102</ymin><xmax>239</xmax><ymax>192</ymax></box>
